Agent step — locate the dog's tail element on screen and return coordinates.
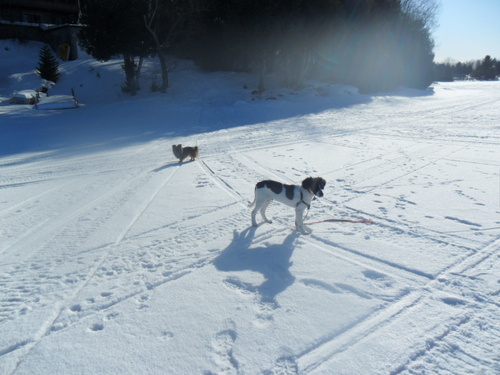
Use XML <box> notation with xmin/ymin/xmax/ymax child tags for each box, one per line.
<box><xmin>248</xmin><ymin>198</ymin><xmax>256</xmax><ymax>208</ymax></box>
<box><xmin>248</xmin><ymin>186</ymin><xmax>256</xmax><ymax>208</ymax></box>
<box><xmin>248</xmin><ymin>200</ymin><xmax>256</xmax><ymax>209</ymax></box>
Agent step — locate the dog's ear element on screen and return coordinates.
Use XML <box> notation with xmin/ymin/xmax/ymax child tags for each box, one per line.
<box><xmin>302</xmin><ymin>177</ymin><xmax>313</xmax><ymax>190</ymax></box>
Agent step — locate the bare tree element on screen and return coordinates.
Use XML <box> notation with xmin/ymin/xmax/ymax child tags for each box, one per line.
<box><xmin>401</xmin><ymin>0</ymin><xmax>440</xmax><ymax>30</ymax></box>
<box><xmin>79</xmin><ymin>0</ymin><xmax>154</xmax><ymax>95</ymax></box>
<box><xmin>144</xmin><ymin>0</ymin><xmax>206</xmax><ymax>93</ymax></box>
<box><xmin>144</xmin><ymin>0</ymin><xmax>168</xmax><ymax>93</ymax></box>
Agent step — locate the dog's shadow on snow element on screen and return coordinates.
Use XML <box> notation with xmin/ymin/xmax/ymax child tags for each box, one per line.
<box><xmin>151</xmin><ymin>161</ymin><xmax>181</xmax><ymax>172</ymax></box>
<box><xmin>214</xmin><ymin>227</ymin><xmax>299</xmax><ymax>307</ymax></box>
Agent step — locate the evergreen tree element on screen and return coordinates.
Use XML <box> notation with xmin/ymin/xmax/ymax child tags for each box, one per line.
<box><xmin>472</xmin><ymin>55</ymin><xmax>497</xmax><ymax>80</ymax></box>
<box><xmin>434</xmin><ymin>62</ymin><xmax>454</xmax><ymax>82</ymax></box>
<box><xmin>455</xmin><ymin>61</ymin><xmax>473</xmax><ymax>77</ymax></box>
<box><xmin>36</xmin><ymin>44</ymin><xmax>60</xmax><ymax>83</ymax></box>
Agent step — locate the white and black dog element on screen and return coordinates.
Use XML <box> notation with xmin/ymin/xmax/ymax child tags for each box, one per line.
<box><xmin>249</xmin><ymin>177</ymin><xmax>326</xmax><ymax>234</ymax></box>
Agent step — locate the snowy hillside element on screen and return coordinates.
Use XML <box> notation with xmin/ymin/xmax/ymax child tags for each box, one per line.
<box><xmin>1</xmin><ymin>40</ymin><xmax>499</xmax><ymax>375</ymax></box>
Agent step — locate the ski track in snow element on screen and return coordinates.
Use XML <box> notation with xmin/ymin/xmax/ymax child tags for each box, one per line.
<box><xmin>203</xmin><ymin>89</ymin><xmax>498</xmax><ymax>374</ymax></box>
<box><xmin>1</xmin><ymin>143</ymin><xmax>184</xmax><ymax>366</ymax></box>
<box><xmin>196</xmin><ymin>124</ymin><xmax>499</xmax><ymax>374</ymax></box>
<box><xmin>1</xmin><ymin>69</ymin><xmax>499</xmax><ymax>375</ymax></box>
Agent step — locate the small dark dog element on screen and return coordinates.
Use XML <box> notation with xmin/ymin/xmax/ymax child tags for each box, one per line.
<box><xmin>172</xmin><ymin>144</ymin><xmax>199</xmax><ymax>162</ymax></box>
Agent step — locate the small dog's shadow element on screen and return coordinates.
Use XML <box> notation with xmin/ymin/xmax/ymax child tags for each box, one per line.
<box><xmin>214</xmin><ymin>227</ymin><xmax>299</xmax><ymax>306</ymax></box>
<box><xmin>151</xmin><ymin>161</ymin><xmax>183</xmax><ymax>172</ymax></box>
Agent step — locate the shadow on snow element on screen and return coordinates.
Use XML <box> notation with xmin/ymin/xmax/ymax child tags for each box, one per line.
<box><xmin>214</xmin><ymin>227</ymin><xmax>300</xmax><ymax>306</ymax></box>
<box><xmin>0</xmin><ymin>84</ymin><xmax>434</xmax><ymax>159</ymax></box>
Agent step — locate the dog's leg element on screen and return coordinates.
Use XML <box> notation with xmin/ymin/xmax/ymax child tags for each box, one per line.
<box><xmin>251</xmin><ymin>200</ymin><xmax>262</xmax><ymax>227</ymax></box>
<box><xmin>295</xmin><ymin>206</ymin><xmax>312</xmax><ymax>234</ymax></box>
<box><xmin>252</xmin><ymin>198</ymin><xmax>272</xmax><ymax>226</ymax></box>
<box><xmin>260</xmin><ymin>199</ymin><xmax>273</xmax><ymax>224</ymax></box>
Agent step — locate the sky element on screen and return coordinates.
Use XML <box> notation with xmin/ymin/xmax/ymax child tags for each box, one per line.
<box><xmin>433</xmin><ymin>0</ymin><xmax>500</xmax><ymax>62</ymax></box>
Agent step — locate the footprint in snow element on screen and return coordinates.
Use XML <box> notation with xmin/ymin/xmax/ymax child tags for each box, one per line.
<box><xmin>264</xmin><ymin>354</ymin><xmax>298</xmax><ymax>375</ymax></box>
<box><xmin>300</xmin><ymin>278</ymin><xmax>372</xmax><ymax>299</ymax></box>
<box><xmin>223</xmin><ymin>277</ymin><xmax>278</xmax><ymax>327</ymax></box>
<box><xmin>197</xmin><ymin>177</ymin><xmax>209</xmax><ymax>188</ymax></box>
<box><xmin>105</xmin><ymin>312</ymin><xmax>119</xmax><ymax>321</ymax></box>
<box><xmin>300</xmin><ymin>278</ymin><xmax>341</xmax><ymax>294</ymax></box>
<box><xmin>254</xmin><ymin>302</ymin><xmax>276</xmax><ymax>328</ymax></box>
<box><xmin>363</xmin><ymin>269</ymin><xmax>387</xmax><ymax>281</ymax></box>
<box><xmin>223</xmin><ymin>277</ymin><xmax>257</xmax><ymax>296</ymax></box>
<box><xmin>208</xmin><ymin>326</ymin><xmax>239</xmax><ymax>375</ymax></box>
<box><xmin>160</xmin><ymin>330</ymin><xmax>174</xmax><ymax>340</ymax></box>
<box><xmin>89</xmin><ymin>323</ymin><xmax>104</xmax><ymax>332</ymax></box>
<box><xmin>136</xmin><ymin>294</ymin><xmax>149</xmax><ymax>310</ymax></box>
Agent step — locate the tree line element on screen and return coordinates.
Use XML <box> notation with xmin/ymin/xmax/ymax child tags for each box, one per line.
<box><xmin>78</xmin><ymin>0</ymin><xmax>439</xmax><ymax>95</ymax></box>
<box><xmin>434</xmin><ymin>55</ymin><xmax>499</xmax><ymax>81</ymax></box>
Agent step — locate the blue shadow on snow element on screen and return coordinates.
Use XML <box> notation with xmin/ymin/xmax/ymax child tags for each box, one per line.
<box><xmin>214</xmin><ymin>227</ymin><xmax>299</xmax><ymax>306</ymax></box>
<box><xmin>0</xmin><ymin>83</ymin><xmax>434</xmax><ymax>159</ymax></box>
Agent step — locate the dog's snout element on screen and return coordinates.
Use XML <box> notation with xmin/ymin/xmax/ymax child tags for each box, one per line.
<box><xmin>316</xmin><ymin>190</ymin><xmax>324</xmax><ymax>197</ymax></box>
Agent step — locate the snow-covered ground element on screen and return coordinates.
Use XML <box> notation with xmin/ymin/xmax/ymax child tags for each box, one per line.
<box><xmin>1</xmin><ymin>41</ymin><xmax>499</xmax><ymax>375</ymax></box>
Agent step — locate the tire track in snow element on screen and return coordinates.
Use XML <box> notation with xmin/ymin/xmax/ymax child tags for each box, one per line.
<box><xmin>119</xmin><ymin>155</ymin><xmax>253</xmax><ymax>243</ymax></box>
<box><xmin>290</xmin><ymin>210</ymin><xmax>495</xmax><ymax>372</ymax></box>
<box><xmin>0</xmin><ymin>178</ymin><xmax>89</xmax><ymax>258</ymax></box>
<box><xmin>20</xmin><ymin>208</ymin><xmax>256</xmax><ymax>346</ymax></box>
<box><xmin>295</xmin><ymin>236</ymin><xmax>500</xmax><ymax>374</ymax></box>
<box><xmin>418</xmin><ymin>95</ymin><xmax>499</xmax><ymax>120</ymax></box>
<box><xmin>196</xmin><ymin>147</ymin><xmax>433</xmax><ymax>371</ymax></box>
<box><xmin>62</xmin><ymin>163</ymin><xmax>183</xmax><ymax>298</ymax></box>
<box><xmin>0</xmin><ymin>169</ymin><xmax>152</xmax><ymax>263</ymax></box>
<box><xmin>338</xmin><ymin>204</ymin><xmax>481</xmax><ymax>250</ymax></box>
<box><xmin>4</xmin><ymin>165</ymin><xmax>181</xmax><ymax>372</ymax></box>
<box><xmin>308</xmin><ymin>139</ymin><xmax>488</xmax><ymax>252</ymax></box>
<box><xmin>298</xmin><ymin>291</ymin><xmax>426</xmax><ymax>373</ymax></box>
<box><xmin>0</xmin><ymin>140</ymin><xmax>169</xmax><ymax>262</ymax></box>
<box><xmin>126</xmin><ymin>200</ymin><xmax>242</xmax><ymax>242</ymax></box>
<box><xmin>0</xmin><ymin>178</ymin><xmax>80</xmax><ymax>219</ymax></box>
<box><xmin>204</xmin><ymin>137</ymin><xmax>481</xmax><ymax>278</ymax></box>
<box><xmin>198</xmin><ymin>159</ymin><xmax>247</xmax><ymax>206</ymax></box>
<box><xmin>204</xmin><ymin>140</ymin><xmax>497</xmax><ymax>374</ymax></box>
<box><xmin>388</xmin><ymin>238</ymin><xmax>500</xmax><ymax>374</ymax></box>
<box><xmin>0</xmin><ymin>141</ymin><xmax>170</xmax><ymax>335</ymax></box>
<box><xmin>10</xmin><ymin>157</ymin><xmax>272</xmax><ymax>349</ymax></box>
<box><xmin>0</xmin><ymin>140</ymin><xmax>164</xmax><ymax>187</ymax></box>
<box><xmin>199</xmin><ymin>109</ymin><xmax>378</xmax><ymax>162</ymax></box>
<box><xmin>215</xmin><ymin>145</ymin><xmax>434</xmax><ymax>249</ymax></box>
<box><xmin>340</xmin><ymin>144</ymin><xmax>470</xmax><ymax>202</ymax></box>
